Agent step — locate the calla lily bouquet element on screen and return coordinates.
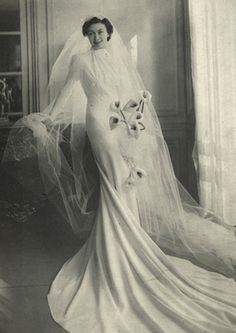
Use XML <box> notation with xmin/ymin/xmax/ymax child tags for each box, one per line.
<box><xmin>109</xmin><ymin>90</ymin><xmax>152</xmax><ymax>139</ymax></box>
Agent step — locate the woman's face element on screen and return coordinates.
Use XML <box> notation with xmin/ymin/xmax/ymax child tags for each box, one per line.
<box><xmin>87</xmin><ymin>23</ymin><xmax>109</xmax><ymax>50</ymax></box>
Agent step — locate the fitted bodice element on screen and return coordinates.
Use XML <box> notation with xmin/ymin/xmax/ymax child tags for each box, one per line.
<box><xmin>73</xmin><ymin>48</ymin><xmax>138</xmax><ymax>107</ymax></box>
<box><xmin>81</xmin><ymin>49</ymin><xmax>122</xmax><ymax>102</ymax></box>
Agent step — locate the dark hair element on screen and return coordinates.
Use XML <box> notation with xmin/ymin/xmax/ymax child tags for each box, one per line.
<box><xmin>82</xmin><ymin>17</ymin><xmax>113</xmax><ymax>41</ymax></box>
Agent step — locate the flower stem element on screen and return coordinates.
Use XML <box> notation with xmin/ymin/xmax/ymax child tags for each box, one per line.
<box><xmin>140</xmin><ymin>101</ymin><xmax>144</xmax><ymax>113</ymax></box>
<box><xmin>120</xmin><ymin>109</ymin><xmax>127</xmax><ymax>123</ymax></box>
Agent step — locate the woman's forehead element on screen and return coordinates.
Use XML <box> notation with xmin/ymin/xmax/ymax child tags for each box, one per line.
<box><xmin>87</xmin><ymin>23</ymin><xmax>106</xmax><ymax>33</ymax></box>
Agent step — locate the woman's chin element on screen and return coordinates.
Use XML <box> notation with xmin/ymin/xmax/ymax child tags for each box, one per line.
<box><xmin>93</xmin><ymin>44</ymin><xmax>106</xmax><ymax>50</ymax></box>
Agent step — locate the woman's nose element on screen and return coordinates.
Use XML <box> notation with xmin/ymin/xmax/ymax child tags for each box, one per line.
<box><xmin>94</xmin><ymin>33</ymin><xmax>100</xmax><ymax>42</ymax></box>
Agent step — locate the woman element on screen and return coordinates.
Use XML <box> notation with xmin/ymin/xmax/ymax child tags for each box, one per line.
<box><xmin>3</xmin><ymin>16</ymin><xmax>236</xmax><ymax>332</ymax></box>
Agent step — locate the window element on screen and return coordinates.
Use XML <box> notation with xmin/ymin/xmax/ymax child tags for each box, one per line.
<box><xmin>0</xmin><ymin>0</ymin><xmax>27</xmax><ymax>122</ymax></box>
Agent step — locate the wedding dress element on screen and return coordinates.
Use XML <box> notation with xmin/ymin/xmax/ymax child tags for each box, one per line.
<box><xmin>3</xmin><ymin>20</ymin><xmax>236</xmax><ymax>333</ymax></box>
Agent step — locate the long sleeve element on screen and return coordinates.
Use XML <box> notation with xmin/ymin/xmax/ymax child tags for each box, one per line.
<box><xmin>52</xmin><ymin>55</ymin><xmax>81</xmax><ymax>111</ymax></box>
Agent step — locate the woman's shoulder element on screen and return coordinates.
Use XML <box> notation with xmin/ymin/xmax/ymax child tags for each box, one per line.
<box><xmin>72</xmin><ymin>50</ymin><xmax>92</xmax><ymax>67</ymax></box>
<box><xmin>69</xmin><ymin>50</ymin><xmax>93</xmax><ymax>80</ymax></box>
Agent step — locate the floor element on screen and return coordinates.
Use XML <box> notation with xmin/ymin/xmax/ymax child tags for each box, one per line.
<box><xmin>0</xmin><ymin>200</ymin><xmax>87</xmax><ymax>333</ymax></box>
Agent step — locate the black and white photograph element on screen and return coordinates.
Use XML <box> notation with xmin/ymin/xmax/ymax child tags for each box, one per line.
<box><xmin>0</xmin><ymin>0</ymin><xmax>236</xmax><ymax>332</ymax></box>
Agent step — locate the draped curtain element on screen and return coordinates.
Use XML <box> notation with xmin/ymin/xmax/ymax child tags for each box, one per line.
<box><xmin>188</xmin><ymin>0</ymin><xmax>236</xmax><ymax>225</ymax></box>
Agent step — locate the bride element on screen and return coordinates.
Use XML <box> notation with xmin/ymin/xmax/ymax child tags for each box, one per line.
<box><xmin>3</xmin><ymin>15</ymin><xmax>236</xmax><ymax>332</ymax></box>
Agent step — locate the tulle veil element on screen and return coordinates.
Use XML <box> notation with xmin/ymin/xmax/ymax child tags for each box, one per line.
<box><xmin>2</xmin><ymin>15</ymin><xmax>235</xmax><ymax>277</ymax></box>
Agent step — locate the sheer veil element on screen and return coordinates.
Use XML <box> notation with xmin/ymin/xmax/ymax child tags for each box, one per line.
<box><xmin>2</xmin><ymin>15</ymin><xmax>235</xmax><ymax>276</ymax></box>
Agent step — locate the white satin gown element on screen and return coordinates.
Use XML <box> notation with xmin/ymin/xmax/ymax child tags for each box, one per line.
<box><xmin>48</xmin><ymin>48</ymin><xmax>236</xmax><ymax>333</ymax></box>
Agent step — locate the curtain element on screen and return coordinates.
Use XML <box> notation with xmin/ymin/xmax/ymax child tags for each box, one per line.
<box><xmin>188</xmin><ymin>0</ymin><xmax>236</xmax><ymax>225</ymax></box>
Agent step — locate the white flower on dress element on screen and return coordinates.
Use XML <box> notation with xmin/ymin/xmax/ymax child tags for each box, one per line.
<box><xmin>109</xmin><ymin>91</ymin><xmax>151</xmax><ymax>138</ymax></box>
<box><xmin>127</xmin><ymin>120</ymin><xmax>140</xmax><ymax>139</ymax></box>
<box><xmin>122</xmin><ymin>155</ymin><xmax>147</xmax><ymax>187</ymax></box>
<box><xmin>139</xmin><ymin>90</ymin><xmax>152</xmax><ymax>104</ymax></box>
<box><xmin>109</xmin><ymin>114</ymin><xmax>120</xmax><ymax>130</ymax></box>
<box><xmin>110</xmin><ymin>101</ymin><xmax>121</xmax><ymax>112</ymax></box>
<box><xmin>109</xmin><ymin>101</ymin><xmax>122</xmax><ymax>130</ymax></box>
<box><xmin>123</xmin><ymin>99</ymin><xmax>138</xmax><ymax>112</ymax></box>
<box><xmin>126</xmin><ymin>166</ymin><xmax>147</xmax><ymax>187</ymax></box>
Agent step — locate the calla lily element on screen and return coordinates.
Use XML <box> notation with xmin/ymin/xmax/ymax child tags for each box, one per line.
<box><xmin>123</xmin><ymin>99</ymin><xmax>138</xmax><ymax>112</ymax></box>
<box><xmin>135</xmin><ymin>111</ymin><xmax>143</xmax><ymax>121</ymax></box>
<box><xmin>139</xmin><ymin>90</ymin><xmax>152</xmax><ymax>104</ymax></box>
<box><xmin>127</xmin><ymin>109</ymin><xmax>143</xmax><ymax>123</ymax></box>
<box><xmin>126</xmin><ymin>166</ymin><xmax>147</xmax><ymax>186</ymax></box>
<box><xmin>109</xmin><ymin>115</ymin><xmax>120</xmax><ymax>130</ymax></box>
<box><xmin>127</xmin><ymin>120</ymin><xmax>140</xmax><ymax>139</ymax></box>
<box><xmin>110</xmin><ymin>101</ymin><xmax>121</xmax><ymax>112</ymax></box>
<box><xmin>134</xmin><ymin>166</ymin><xmax>147</xmax><ymax>179</ymax></box>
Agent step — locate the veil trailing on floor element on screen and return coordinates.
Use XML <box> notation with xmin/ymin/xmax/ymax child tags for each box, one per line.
<box><xmin>2</xmin><ymin>15</ymin><xmax>235</xmax><ymax>276</ymax></box>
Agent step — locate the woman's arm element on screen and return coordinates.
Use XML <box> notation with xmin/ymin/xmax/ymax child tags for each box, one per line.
<box><xmin>50</xmin><ymin>55</ymin><xmax>81</xmax><ymax>112</ymax></box>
